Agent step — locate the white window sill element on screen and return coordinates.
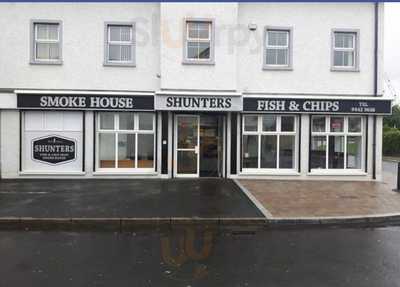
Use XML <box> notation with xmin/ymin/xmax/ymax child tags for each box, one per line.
<box><xmin>330</xmin><ymin>67</ymin><xmax>360</xmax><ymax>72</ymax></box>
<box><xmin>308</xmin><ymin>170</ymin><xmax>367</xmax><ymax>176</ymax></box>
<box><xmin>240</xmin><ymin>169</ymin><xmax>300</xmax><ymax>176</ymax></box>
<box><xmin>19</xmin><ymin>171</ymin><xmax>85</xmax><ymax>176</ymax></box>
<box><xmin>93</xmin><ymin>171</ymin><xmax>158</xmax><ymax>176</ymax></box>
<box><xmin>263</xmin><ymin>65</ymin><xmax>293</xmax><ymax>71</ymax></box>
<box><xmin>30</xmin><ymin>60</ymin><xmax>63</xmax><ymax>66</ymax></box>
<box><xmin>182</xmin><ymin>59</ymin><xmax>215</xmax><ymax>65</ymax></box>
<box><xmin>103</xmin><ymin>62</ymin><xmax>136</xmax><ymax>67</ymax></box>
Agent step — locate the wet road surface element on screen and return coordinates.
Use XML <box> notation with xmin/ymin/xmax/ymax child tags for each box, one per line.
<box><xmin>0</xmin><ymin>162</ymin><xmax>399</xmax><ymax>287</ymax></box>
<box><xmin>0</xmin><ymin>178</ymin><xmax>262</xmax><ymax>218</ymax></box>
<box><xmin>1</xmin><ymin>227</ymin><xmax>400</xmax><ymax>287</ymax></box>
<box><xmin>383</xmin><ymin>160</ymin><xmax>398</xmax><ymax>188</ymax></box>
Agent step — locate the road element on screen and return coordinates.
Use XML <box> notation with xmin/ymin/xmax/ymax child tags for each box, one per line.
<box><xmin>0</xmin><ymin>162</ymin><xmax>399</xmax><ymax>287</ymax></box>
<box><xmin>383</xmin><ymin>160</ymin><xmax>398</xmax><ymax>188</ymax></box>
<box><xmin>1</xmin><ymin>227</ymin><xmax>400</xmax><ymax>287</ymax></box>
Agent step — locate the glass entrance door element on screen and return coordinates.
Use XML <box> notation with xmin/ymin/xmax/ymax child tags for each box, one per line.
<box><xmin>174</xmin><ymin>115</ymin><xmax>200</xmax><ymax>177</ymax></box>
<box><xmin>199</xmin><ymin>115</ymin><xmax>223</xmax><ymax>177</ymax></box>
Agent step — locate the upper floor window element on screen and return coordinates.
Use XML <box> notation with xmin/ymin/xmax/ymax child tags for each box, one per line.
<box><xmin>263</xmin><ymin>27</ymin><xmax>292</xmax><ymax>70</ymax></box>
<box><xmin>332</xmin><ymin>30</ymin><xmax>359</xmax><ymax>71</ymax></box>
<box><xmin>31</xmin><ymin>20</ymin><xmax>62</xmax><ymax>65</ymax></box>
<box><xmin>104</xmin><ymin>23</ymin><xmax>135</xmax><ymax>66</ymax></box>
<box><xmin>183</xmin><ymin>19</ymin><xmax>214</xmax><ymax>65</ymax></box>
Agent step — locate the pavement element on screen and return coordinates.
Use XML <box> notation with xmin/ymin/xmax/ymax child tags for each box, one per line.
<box><xmin>0</xmin><ymin>178</ymin><xmax>263</xmax><ymax>219</ymax></box>
<box><xmin>239</xmin><ymin>179</ymin><xmax>400</xmax><ymax>218</ymax></box>
<box><xmin>1</xmin><ymin>226</ymin><xmax>400</xmax><ymax>287</ymax></box>
<box><xmin>1</xmin><ymin>163</ymin><xmax>400</xmax><ymax>230</ymax></box>
<box><xmin>238</xmin><ymin>161</ymin><xmax>400</xmax><ymax>220</ymax></box>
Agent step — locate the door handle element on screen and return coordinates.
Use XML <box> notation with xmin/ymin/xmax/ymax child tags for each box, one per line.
<box><xmin>195</xmin><ymin>145</ymin><xmax>199</xmax><ymax>154</ymax></box>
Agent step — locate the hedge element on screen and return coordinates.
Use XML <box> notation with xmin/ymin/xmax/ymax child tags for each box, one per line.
<box><xmin>383</xmin><ymin>127</ymin><xmax>400</xmax><ymax>156</ymax></box>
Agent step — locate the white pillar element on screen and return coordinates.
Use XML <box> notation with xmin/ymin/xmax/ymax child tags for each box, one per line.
<box><xmin>375</xmin><ymin>116</ymin><xmax>383</xmax><ymax>181</ymax></box>
<box><xmin>226</xmin><ymin>112</ymin><xmax>231</xmax><ymax>177</ymax></box>
<box><xmin>84</xmin><ymin>111</ymin><xmax>94</xmax><ymax>177</ymax></box>
<box><xmin>300</xmin><ymin>114</ymin><xmax>310</xmax><ymax>177</ymax></box>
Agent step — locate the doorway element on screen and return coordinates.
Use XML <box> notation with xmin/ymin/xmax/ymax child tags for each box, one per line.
<box><xmin>174</xmin><ymin>114</ymin><xmax>224</xmax><ymax>178</ymax></box>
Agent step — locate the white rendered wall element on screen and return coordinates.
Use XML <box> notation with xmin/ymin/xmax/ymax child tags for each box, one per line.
<box><xmin>0</xmin><ymin>3</ymin><xmax>160</xmax><ymax>92</ymax></box>
<box><xmin>160</xmin><ymin>3</ymin><xmax>239</xmax><ymax>91</ymax></box>
<box><xmin>0</xmin><ymin>3</ymin><xmax>382</xmax><ymax>95</ymax></box>
<box><xmin>237</xmin><ymin>3</ymin><xmax>381</xmax><ymax>96</ymax></box>
<box><xmin>0</xmin><ymin>3</ymin><xmax>385</xmax><ymax>180</ymax></box>
<box><xmin>1</xmin><ymin>111</ymin><xmax>20</xmax><ymax>178</ymax></box>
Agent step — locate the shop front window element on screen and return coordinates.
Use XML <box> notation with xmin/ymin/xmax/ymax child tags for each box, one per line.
<box><xmin>242</xmin><ymin>115</ymin><xmax>297</xmax><ymax>171</ymax></box>
<box><xmin>23</xmin><ymin>111</ymin><xmax>83</xmax><ymax>172</ymax></box>
<box><xmin>97</xmin><ymin>112</ymin><xmax>155</xmax><ymax>171</ymax></box>
<box><xmin>310</xmin><ymin>115</ymin><xmax>363</xmax><ymax>170</ymax></box>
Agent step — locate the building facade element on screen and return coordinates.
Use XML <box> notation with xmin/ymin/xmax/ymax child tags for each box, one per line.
<box><xmin>0</xmin><ymin>3</ymin><xmax>391</xmax><ymax>180</ymax></box>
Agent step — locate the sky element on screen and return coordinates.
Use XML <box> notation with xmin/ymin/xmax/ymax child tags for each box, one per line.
<box><xmin>384</xmin><ymin>3</ymin><xmax>400</xmax><ymax>101</ymax></box>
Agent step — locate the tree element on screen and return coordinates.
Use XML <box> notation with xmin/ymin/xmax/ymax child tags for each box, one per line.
<box><xmin>384</xmin><ymin>105</ymin><xmax>400</xmax><ymax>128</ymax></box>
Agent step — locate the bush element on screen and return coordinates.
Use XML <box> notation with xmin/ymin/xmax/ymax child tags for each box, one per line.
<box><xmin>383</xmin><ymin>128</ymin><xmax>400</xmax><ymax>156</ymax></box>
<box><xmin>384</xmin><ymin>105</ymin><xmax>400</xmax><ymax>128</ymax></box>
<box><xmin>383</xmin><ymin>125</ymin><xmax>394</xmax><ymax>133</ymax></box>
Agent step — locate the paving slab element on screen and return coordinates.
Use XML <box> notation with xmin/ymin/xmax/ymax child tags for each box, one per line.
<box><xmin>0</xmin><ymin>178</ymin><xmax>263</xmax><ymax>219</ymax></box>
<box><xmin>239</xmin><ymin>179</ymin><xmax>400</xmax><ymax>218</ymax></box>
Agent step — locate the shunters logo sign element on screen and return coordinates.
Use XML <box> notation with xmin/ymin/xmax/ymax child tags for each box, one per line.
<box><xmin>155</xmin><ymin>95</ymin><xmax>243</xmax><ymax>111</ymax></box>
<box><xmin>32</xmin><ymin>135</ymin><xmax>76</xmax><ymax>165</ymax></box>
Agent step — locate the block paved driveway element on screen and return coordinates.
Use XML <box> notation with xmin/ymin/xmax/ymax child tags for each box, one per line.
<box><xmin>0</xmin><ymin>179</ymin><xmax>263</xmax><ymax>218</ymax></box>
<box><xmin>240</xmin><ymin>179</ymin><xmax>400</xmax><ymax>218</ymax></box>
<box><xmin>240</xmin><ymin>162</ymin><xmax>400</xmax><ymax>218</ymax></box>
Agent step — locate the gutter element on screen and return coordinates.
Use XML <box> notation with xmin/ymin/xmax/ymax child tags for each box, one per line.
<box><xmin>372</xmin><ymin>2</ymin><xmax>379</xmax><ymax>180</ymax></box>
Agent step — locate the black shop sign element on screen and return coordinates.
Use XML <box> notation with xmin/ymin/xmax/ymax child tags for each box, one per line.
<box><xmin>32</xmin><ymin>135</ymin><xmax>76</xmax><ymax>165</ymax></box>
<box><xmin>17</xmin><ymin>93</ymin><xmax>154</xmax><ymax>111</ymax></box>
<box><xmin>243</xmin><ymin>97</ymin><xmax>392</xmax><ymax>114</ymax></box>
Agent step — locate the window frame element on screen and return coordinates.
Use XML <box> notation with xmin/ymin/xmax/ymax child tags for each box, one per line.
<box><xmin>331</xmin><ymin>29</ymin><xmax>360</xmax><ymax>72</ymax></box>
<box><xmin>310</xmin><ymin>115</ymin><xmax>365</xmax><ymax>172</ymax></box>
<box><xmin>241</xmin><ymin>114</ymin><xmax>298</xmax><ymax>173</ymax></box>
<box><xmin>263</xmin><ymin>26</ymin><xmax>293</xmax><ymax>71</ymax></box>
<box><xmin>182</xmin><ymin>18</ymin><xmax>215</xmax><ymax>65</ymax></box>
<box><xmin>104</xmin><ymin>22</ymin><xmax>136</xmax><ymax>67</ymax></box>
<box><xmin>30</xmin><ymin>19</ymin><xmax>63</xmax><ymax>65</ymax></box>
<box><xmin>95</xmin><ymin>112</ymin><xmax>156</xmax><ymax>172</ymax></box>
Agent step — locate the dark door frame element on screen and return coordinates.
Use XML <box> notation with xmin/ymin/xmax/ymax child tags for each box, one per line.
<box><xmin>172</xmin><ymin>112</ymin><xmax>227</xmax><ymax>178</ymax></box>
